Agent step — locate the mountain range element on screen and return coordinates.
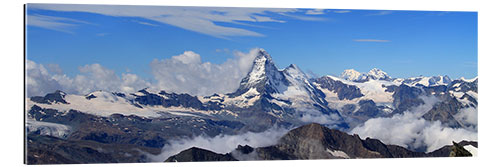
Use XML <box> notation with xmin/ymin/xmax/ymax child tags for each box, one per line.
<box><xmin>25</xmin><ymin>49</ymin><xmax>478</xmax><ymax>164</ymax></box>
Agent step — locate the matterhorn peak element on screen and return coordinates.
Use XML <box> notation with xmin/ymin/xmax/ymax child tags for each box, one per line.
<box><xmin>229</xmin><ymin>49</ymin><xmax>289</xmax><ymax>97</ymax></box>
<box><xmin>254</xmin><ymin>48</ymin><xmax>272</xmax><ymax>61</ymax></box>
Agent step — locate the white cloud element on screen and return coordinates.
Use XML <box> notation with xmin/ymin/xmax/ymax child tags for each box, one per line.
<box><xmin>350</xmin><ymin>96</ymin><xmax>477</xmax><ymax>152</ymax></box>
<box><xmin>305</xmin><ymin>9</ymin><xmax>325</xmax><ymax>15</ymax></box>
<box><xmin>26</xmin><ymin>48</ymin><xmax>261</xmax><ymax>97</ymax></box>
<box><xmin>46</xmin><ymin>64</ymin><xmax>63</xmax><ymax>74</ymax></box>
<box><xmin>454</xmin><ymin>107</ymin><xmax>478</xmax><ymax>129</ymax></box>
<box><xmin>146</xmin><ymin>125</ymin><xmax>290</xmax><ymax>162</ymax></box>
<box><xmin>367</xmin><ymin>11</ymin><xmax>394</xmax><ymax>16</ymax></box>
<box><xmin>171</xmin><ymin>51</ymin><xmax>202</xmax><ymax>64</ymax></box>
<box><xmin>26</xmin><ymin>60</ymin><xmax>150</xmax><ymax>97</ymax></box>
<box><xmin>26</xmin><ymin>14</ymin><xmax>91</xmax><ymax>33</ymax></box>
<box><xmin>27</xmin><ymin>4</ymin><xmax>326</xmax><ymax>38</ymax></box>
<box><xmin>299</xmin><ymin>110</ymin><xmax>342</xmax><ymax>125</ymax></box>
<box><xmin>25</xmin><ymin>60</ymin><xmax>63</xmax><ymax>97</ymax></box>
<box><xmin>333</xmin><ymin>10</ymin><xmax>351</xmax><ymax>13</ymax></box>
<box><xmin>420</xmin><ymin>121</ymin><xmax>477</xmax><ymax>152</ymax></box>
<box><xmin>136</xmin><ymin>21</ymin><xmax>158</xmax><ymax>27</ymax></box>
<box><xmin>151</xmin><ymin>48</ymin><xmax>260</xmax><ymax>96</ymax></box>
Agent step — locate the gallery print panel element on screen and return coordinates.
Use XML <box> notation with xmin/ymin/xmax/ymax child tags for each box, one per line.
<box><xmin>24</xmin><ymin>3</ymin><xmax>477</xmax><ymax>164</ymax></box>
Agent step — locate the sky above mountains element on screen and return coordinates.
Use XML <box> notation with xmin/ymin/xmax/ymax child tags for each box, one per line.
<box><xmin>25</xmin><ymin>4</ymin><xmax>477</xmax><ymax>96</ymax></box>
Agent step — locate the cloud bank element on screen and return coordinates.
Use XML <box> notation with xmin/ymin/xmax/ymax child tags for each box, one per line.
<box><xmin>26</xmin><ymin>48</ymin><xmax>261</xmax><ymax>97</ymax></box>
<box><xmin>350</xmin><ymin>96</ymin><xmax>478</xmax><ymax>152</ymax></box>
<box><xmin>26</xmin><ymin>60</ymin><xmax>150</xmax><ymax>97</ymax></box>
<box><xmin>150</xmin><ymin>48</ymin><xmax>260</xmax><ymax>96</ymax></box>
<box><xmin>146</xmin><ymin>126</ymin><xmax>291</xmax><ymax>162</ymax></box>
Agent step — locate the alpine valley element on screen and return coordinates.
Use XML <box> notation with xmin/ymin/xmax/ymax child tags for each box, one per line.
<box><xmin>25</xmin><ymin>49</ymin><xmax>478</xmax><ymax>164</ymax></box>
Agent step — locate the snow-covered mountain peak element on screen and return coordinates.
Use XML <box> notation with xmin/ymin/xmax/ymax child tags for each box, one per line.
<box><xmin>341</xmin><ymin>69</ymin><xmax>365</xmax><ymax>81</ymax></box>
<box><xmin>284</xmin><ymin>64</ymin><xmax>307</xmax><ymax>80</ymax></box>
<box><xmin>229</xmin><ymin>50</ymin><xmax>288</xmax><ymax>97</ymax></box>
<box><xmin>367</xmin><ymin>68</ymin><xmax>391</xmax><ymax>80</ymax></box>
<box><xmin>245</xmin><ymin>49</ymin><xmax>279</xmax><ymax>84</ymax></box>
<box><xmin>340</xmin><ymin>68</ymin><xmax>391</xmax><ymax>82</ymax></box>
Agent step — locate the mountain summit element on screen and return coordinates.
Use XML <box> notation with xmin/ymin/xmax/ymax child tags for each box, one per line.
<box><xmin>367</xmin><ymin>68</ymin><xmax>391</xmax><ymax>81</ymax></box>
<box><xmin>340</xmin><ymin>68</ymin><xmax>391</xmax><ymax>82</ymax></box>
<box><xmin>225</xmin><ymin>49</ymin><xmax>346</xmax><ymax>129</ymax></box>
<box><xmin>229</xmin><ymin>49</ymin><xmax>289</xmax><ymax>97</ymax></box>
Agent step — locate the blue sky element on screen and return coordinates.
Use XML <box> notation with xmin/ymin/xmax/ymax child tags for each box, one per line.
<box><xmin>25</xmin><ymin>4</ymin><xmax>477</xmax><ymax>95</ymax></box>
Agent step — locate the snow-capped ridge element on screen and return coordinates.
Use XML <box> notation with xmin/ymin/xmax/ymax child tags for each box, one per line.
<box><xmin>341</xmin><ymin>69</ymin><xmax>365</xmax><ymax>81</ymax></box>
<box><xmin>340</xmin><ymin>68</ymin><xmax>391</xmax><ymax>82</ymax></box>
<box><xmin>367</xmin><ymin>68</ymin><xmax>391</xmax><ymax>80</ymax></box>
<box><xmin>401</xmin><ymin>75</ymin><xmax>452</xmax><ymax>87</ymax></box>
<box><xmin>460</xmin><ymin>77</ymin><xmax>478</xmax><ymax>83</ymax></box>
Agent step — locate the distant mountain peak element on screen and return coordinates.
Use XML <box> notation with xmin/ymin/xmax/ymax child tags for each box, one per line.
<box><xmin>341</xmin><ymin>68</ymin><xmax>391</xmax><ymax>82</ymax></box>
<box><xmin>341</xmin><ymin>69</ymin><xmax>365</xmax><ymax>81</ymax></box>
<box><xmin>367</xmin><ymin>68</ymin><xmax>391</xmax><ymax>80</ymax></box>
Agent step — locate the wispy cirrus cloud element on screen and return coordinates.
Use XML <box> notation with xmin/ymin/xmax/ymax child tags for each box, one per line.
<box><xmin>131</xmin><ymin>20</ymin><xmax>159</xmax><ymax>27</ymax></box>
<box><xmin>27</xmin><ymin>4</ymin><xmax>327</xmax><ymax>38</ymax></box>
<box><xmin>353</xmin><ymin>39</ymin><xmax>391</xmax><ymax>42</ymax></box>
<box><xmin>305</xmin><ymin>9</ymin><xmax>325</xmax><ymax>15</ymax></box>
<box><xmin>305</xmin><ymin>9</ymin><xmax>350</xmax><ymax>15</ymax></box>
<box><xmin>26</xmin><ymin>14</ymin><xmax>91</xmax><ymax>33</ymax></box>
<box><xmin>367</xmin><ymin>11</ymin><xmax>394</xmax><ymax>16</ymax></box>
<box><xmin>333</xmin><ymin>10</ymin><xmax>351</xmax><ymax>13</ymax></box>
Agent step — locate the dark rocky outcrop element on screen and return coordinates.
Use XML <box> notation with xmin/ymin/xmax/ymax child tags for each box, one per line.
<box><xmin>314</xmin><ymin>76</ymin><xmax>364</xmax><ymax>100</ymax></box>
<box><xmin>447</xmin><ymin>79</ymin><xmax>478</xmax><ymax>93</ymax></box>
<box><xmin>428</xmin><ymin>141</ymin><xmax>476</xmax><ymax>157</ymax></box>
<box><xmin>27</xmin><ymin>134</ymin><xmax>160</xmax><ymax>164</ymax></box>
<box><xmin>354</xmin><ymin>100</ymin><xmax>380</xmax><ymax>118</ymax></box>
<box><xmin>165</xmin><ymin>147</ymin><xmax>237</xmax><ymax>162</ymax></box>
<box><xmin>422</xmin><ymin>96</ymin><xmax>464</xmax><ymax>128</ymax></box>
<box><xmin>85</xmin><ymin>94</ymin><xmax>97</xmax><ymax>100</ymax></box>
<box><xmin>30</xmin><ymin>90</ymin><xmax>69</xmax><ymax>104</ymax></box>
<box><xmin>391</xmin><ymin>85</ymin><xmax>424</xmax><ymax>114</ymax></box>
<box><xmin>262</xmin><ymin>123</ymin><xmax>383</xmax><ymax>159</ymax></box>
<box><xmin>133</xmin><ymin>89</ymin><xmax>223</xmax><ymax>111</ymax></box>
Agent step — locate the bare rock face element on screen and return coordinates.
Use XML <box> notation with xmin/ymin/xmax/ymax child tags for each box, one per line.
<box><xmin>165</xmin><ymin>147</ymin><xmax>237</xmax><ymax>162</ymax></box>
<box><xmin>314</xmin><ymin>76</ymin><xmax>364</xmax><ymax>100</ymax></box>
<box><xmin>265</xmin><ymin>123</ymin><xmax>383</xmax><ymax>159</ymax></box>
<box><xmin>428</xmin><ymin>141</ymin><xmax>476</xmax><ymax>157</ymax></box>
